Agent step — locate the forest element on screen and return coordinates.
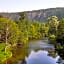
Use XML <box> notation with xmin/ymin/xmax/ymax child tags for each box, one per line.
<box><xmin>0</xmin><ymin>13</ymin><xmax>64</xmax><ymax>62</ymax></box>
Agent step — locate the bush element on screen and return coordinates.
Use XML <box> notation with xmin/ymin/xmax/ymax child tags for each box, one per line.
<box><xmin>0</xmin><ymin>43</ymin><xmax>12</xmax><ymax>62</ymax></box>
<box><xmin>49</xmin><ymin>35</ymin><xmax>56</xmax><ymax>40</ymax></box>
<box><xmin>49</xmin><ymin>35</ymin><xmax>56</xmax><ymax>44</ymax></box>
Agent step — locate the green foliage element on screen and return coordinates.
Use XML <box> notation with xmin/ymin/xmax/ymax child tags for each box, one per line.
<box><xmin>56</xmin><ymin>43</ymin><xmax>63</xmax><ymax>50</ymax></box>
<box><xmin>0</xmin><ymin>43</ymin><xmax>5</xmax><ymax>51</ymax></box>
<box><xmin>1</xmin><ymin>15</ymin><xmax>64</xmax><ymax>62</ymax></box>
<box><xmin>17</xmin><ymin>20</ymin><xmax>49</xmax><ymax>44</ymax></box>
<box><xmin>49</xmin><ymin>35</ymin><xmax>56</xmax><ymax>40</ymax></box>
<box><xmin>57</xmin><ymin>18</ymin><xmax>64</xmax><ymax>38</ymax></box>
<box><xmin>0</xmin><ymin>43</ymin><xmax>12</xmax><ymax>62</ymax></box>
<box><xmin>48</xmin><ymin>16</ymin><xmax>59</xmax><ymax>35</ymax></box>
<box><xmin>0</xmin><ymin>17</ymin><xmax>20</xmax><ymax>45</ymax></box>
<box><xmin>55</xmin><ymin>18</ymin><xmax>64</xmax><ymax>51</ymax></box>
<box><xmin>0</xmin><ymin>51</ymin><xmax>12</xmax><ymax>62</ymax></box>
<box><xmin>40</xmin><ymin>23</ymin><xmax>49</xmax><ymax>38</ymax></box>
<box><xmin>49</xmin><ymin>35</ymin><xmax>56</xmax><ymax>44</ymax></box>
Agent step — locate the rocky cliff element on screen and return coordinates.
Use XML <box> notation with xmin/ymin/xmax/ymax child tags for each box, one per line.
<box><xmin>0</xmin><ymin>7</ymin><xmax>64</xmax><ymax>21</ymax></box>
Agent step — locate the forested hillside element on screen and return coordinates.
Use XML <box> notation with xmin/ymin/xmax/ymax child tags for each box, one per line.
<box><xmin>0</xmin><ymin>7</ymin><xmax>64</xmax><ymax>21</ymax></box>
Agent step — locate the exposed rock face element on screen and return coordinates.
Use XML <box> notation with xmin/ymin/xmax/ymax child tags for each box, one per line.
<box><xmin>0</xmin><ymin>13</ymin><xmax>20</xmax><ymax>21</ymax></box>
<box><xmin>0</xmin><ymin>7</ymin><xmax>64</xmax><ymax>21</ymax></box>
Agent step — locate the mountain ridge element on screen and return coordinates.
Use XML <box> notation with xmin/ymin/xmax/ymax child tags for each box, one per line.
<box><xmin>0</xmin><ymin>7</ymin><xmax>64</xmax><ymax>21</ymax></box>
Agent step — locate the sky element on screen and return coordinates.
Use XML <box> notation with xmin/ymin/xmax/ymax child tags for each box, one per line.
<box><xmin>0</xmin><ymin>0</ymin><xmax>64</xmax><ymax>12</ymax></box>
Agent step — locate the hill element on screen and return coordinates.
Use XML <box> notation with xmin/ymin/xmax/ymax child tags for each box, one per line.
<box><xmin>0</xmin><ymin>7</ymin><xmax>64</xmax><ymax>21</ymax></box>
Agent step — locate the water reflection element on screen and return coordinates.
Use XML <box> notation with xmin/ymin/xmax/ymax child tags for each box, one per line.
<box><xmin>3</xmin><ymin>40</ymin><xmax>64</xmax><ymax>64</ymax></box>
<box><xmin>26</xmin><ymin>50</ymin><xmax>59</xmax><ymax>64</ymax></box>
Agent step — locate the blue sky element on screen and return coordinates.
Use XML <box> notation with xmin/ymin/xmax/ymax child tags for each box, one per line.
<box><xmin>0</xmin><ymin>0</ymin><xmax>64</xmax><ymax>12</ymax></box>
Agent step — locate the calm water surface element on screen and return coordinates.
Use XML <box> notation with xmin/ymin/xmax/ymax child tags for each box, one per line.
<box><xmin>26</xmin><ymin>50</ymin><xmax>59</xmax><ymax>64</ymax></box>
<box><xmin>26</xmin><ymin>40</ymin><xmax>59</xmax><ymax>64</ymax></box>
<box><xmin>4</xmin><ymin>40</ymin><xmax>62</xmax><ymax>64</ymax></box>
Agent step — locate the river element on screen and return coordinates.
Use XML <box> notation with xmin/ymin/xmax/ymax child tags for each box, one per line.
<box><xmin>3</xmin><ymin>40</ymin><xmax>64</xmax><ymax>64</ymax></box>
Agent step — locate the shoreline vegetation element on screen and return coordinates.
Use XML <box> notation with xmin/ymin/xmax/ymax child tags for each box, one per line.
<box><xmin>0</xmin><ymin>13</ymin><xmax>64</xmax><ymax>63</ymax></box>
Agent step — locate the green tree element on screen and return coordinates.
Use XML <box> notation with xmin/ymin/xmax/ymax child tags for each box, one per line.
<box><xmin>39</xmin><ymin>23</ymin><xmax>49</xmax><ymax>39</ymax></box>
<box><xmin>48</xmin><ymin>16</ymin><xmax>59</xmax><ymax>35</ymax></box>
<box><xmin>54</xmin><ymin>18</ymin><xmax>64</xmax><ymax>57</ymax></box>
<box><xmin>56</xmin><ymin>18</ymin><xmax>64</xmax><ymax>45</ymax></box>
<box><xmin>18</xmin><ymin>20</ymin><xmax>29</xmax><ymax>44</ymax></box>
<box><xmin>0</xmin><ymin>17</ymin><xmax>20</xmax><ymax>45</ymax></box>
